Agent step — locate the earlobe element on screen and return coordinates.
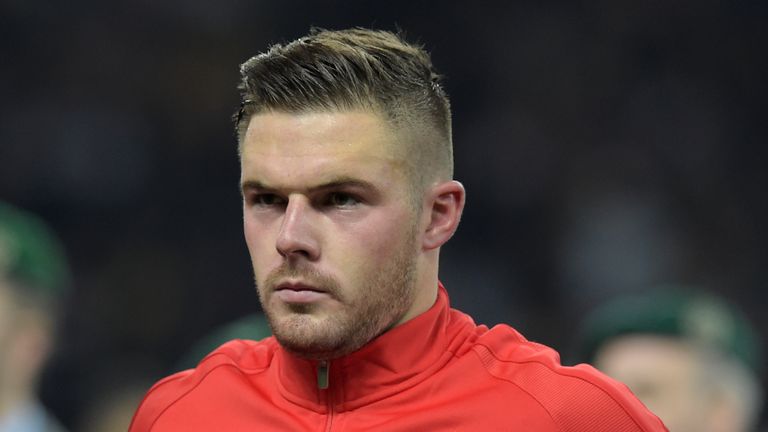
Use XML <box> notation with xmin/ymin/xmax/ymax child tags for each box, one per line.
<box><xmin>422</xmin><ymin>181</ymin><xmax>466</xmax><ymax>250</ymax></box>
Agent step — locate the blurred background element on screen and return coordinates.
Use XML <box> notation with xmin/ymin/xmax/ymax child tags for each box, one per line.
<box><xmin>1</xmin><ymin>0</ymin><xmax>766</xmax><ymax>430</ymax></box>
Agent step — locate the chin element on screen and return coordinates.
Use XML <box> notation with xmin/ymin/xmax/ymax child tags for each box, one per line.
<box><xmin>275</xmin><ymin>331</ymin><xmax>350</xmax><ymax>360</ymax></box>
<box><xmin>271</xmin><ymin>311</ymin><xmax>384</xmax><ymax>360</ymax></box>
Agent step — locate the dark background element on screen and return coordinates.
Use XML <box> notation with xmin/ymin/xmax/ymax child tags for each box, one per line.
<box><xmin>2</xmin><ymin>0</ymin><xmax>766</xmax><ymax>429</ymax></box>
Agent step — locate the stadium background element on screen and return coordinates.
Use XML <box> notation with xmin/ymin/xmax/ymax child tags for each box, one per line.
<box><xmin>1</xmin><ymin>0</ymin><xmax>766</xmax><ymax>428</ymax></box>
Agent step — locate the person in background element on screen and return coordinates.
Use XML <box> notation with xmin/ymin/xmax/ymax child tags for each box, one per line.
<box><xmin>578</xmin><ymin>287</ymin><xmax>763</xmax><ymax>432</ymax></box>
<box><xmin>0</xmin><ymin>201</ymin><xmax>70</xmax><ymax>432</ymax></box>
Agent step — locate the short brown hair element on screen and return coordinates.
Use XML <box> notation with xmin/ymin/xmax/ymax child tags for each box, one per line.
<box><xmin>235</xmin><ymin>28</ymin><xmax>453</xmax><ymax>186</ymax></box>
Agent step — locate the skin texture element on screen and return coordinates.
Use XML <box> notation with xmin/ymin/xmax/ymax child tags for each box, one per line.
<box><xmin>595</xmin><ymin>335</ymin><xmax>737</xmax><ymax>432</ymax></box>
<box><xmin>240</xmin><ymin>110</ymin><xmax>464</xmax><ymax>360</ymax></box>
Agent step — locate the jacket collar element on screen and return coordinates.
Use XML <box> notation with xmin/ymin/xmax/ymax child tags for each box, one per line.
<box><xmin>273</xmin><ymin>283</ymin><xmax>479</xmax><ymax>412</ymax></box>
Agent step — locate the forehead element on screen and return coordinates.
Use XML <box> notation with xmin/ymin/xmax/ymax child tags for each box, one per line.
<box><xmin>596</xmin><ymin>335</ymin><xmax>699</xmax><ymax>378</ymax></box>
<box><xmin>243</xmin><ymin>110</ymin><xmax>397</xmax><ymax>153</ymax></box>
<box><xmin>240</xmin><ymin>110</ymin><xmax>407</xmax><ymax>186</ymax></box>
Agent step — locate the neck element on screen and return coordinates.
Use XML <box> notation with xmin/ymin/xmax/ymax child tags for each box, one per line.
<box><xmin>395</xmin><ymin>249</ymin><xmax>439</xmax><ymax>327</ymax></box>
<box><xmin>275</xmin><ymin>283</ymin><xmax>472</xmax><ymax>412</ymax></box>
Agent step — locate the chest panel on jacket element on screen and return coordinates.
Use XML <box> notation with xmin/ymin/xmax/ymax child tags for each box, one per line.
<box><xmin>150</xmin><ymin>353</ymin><xmax>559</xmax><ymax>432</ymax></box>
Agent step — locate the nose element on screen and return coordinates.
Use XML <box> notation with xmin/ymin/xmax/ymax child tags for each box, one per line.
<box><xmin>275</xmin><ymin>196</ymin><xmax>320</xmax><ymax>261</ymax></box>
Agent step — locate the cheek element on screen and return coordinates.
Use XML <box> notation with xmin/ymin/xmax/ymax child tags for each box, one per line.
<box><xmin>334</xmin><ymin>212</ymin><xmax>414</xmax><ymax>266</ymax></box>
<box><xmin>243</xmin><ymin>218</ymin><xmax>259</xmax><ymax>250</ymax></box>
<box><xmin>243</xmin><ymin>218</ymin><xmax>277</xmax><ymax>272</ymax></box>
<box><xmin>243</xmin><ymin>219</ymin><xmax>259</xmax><ymax>255</ymax></box>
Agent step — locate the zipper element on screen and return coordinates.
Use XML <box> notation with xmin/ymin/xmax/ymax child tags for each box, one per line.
<box><xmin>317</xmin><ymin>360</ymin><xmax>329</xmax><ymax>389</ymax></box>
<box><xmin>319</xmin><ymin>360</ymin><xmax>334</xmax><ymax>431</ymax></box>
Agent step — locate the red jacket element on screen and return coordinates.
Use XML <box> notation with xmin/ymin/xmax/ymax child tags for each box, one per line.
<box><xmin>130</xmin><ymin>286</ymin><xmax>667</xmax><ymax>431</ymax></box>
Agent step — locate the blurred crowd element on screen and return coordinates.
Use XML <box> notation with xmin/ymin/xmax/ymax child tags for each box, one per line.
<box><xmin>1</xmin><ymin>0</ymin><xmax>766</xmax><ymax>430</ymax></box>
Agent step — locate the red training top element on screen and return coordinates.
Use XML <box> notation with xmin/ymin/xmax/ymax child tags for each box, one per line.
<box><xmin>130</xmin><ymin>285</ymin><xmax>668</xmax><ymax>431</ymax></box>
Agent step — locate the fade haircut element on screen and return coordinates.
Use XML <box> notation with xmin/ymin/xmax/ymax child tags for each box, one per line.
<box><xmin>235</xmin><ymin>28</ymin><xmax>453</xmax><ymax>190</ymax></box>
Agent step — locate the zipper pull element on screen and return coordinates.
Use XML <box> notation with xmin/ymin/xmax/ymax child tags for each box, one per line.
<box><xmin>317</xmin><ymin>360</ymin><xmax>329</xmax><ymax>390</ymax></box>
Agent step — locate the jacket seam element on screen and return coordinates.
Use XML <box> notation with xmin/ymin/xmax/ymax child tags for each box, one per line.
<box><xmin>470</xmin><ymin>346</ymin><xmax>562</xmax><ymax>431</ymax></box>
<box><xmin>472</xmin><ymin>342</ymin><xmax>648</xmax><ymax>432</ymax></box>
<box><xmin>143</xmin><ymin>356</ymin><xmax>269</xmax><ymax>431</ymax></box>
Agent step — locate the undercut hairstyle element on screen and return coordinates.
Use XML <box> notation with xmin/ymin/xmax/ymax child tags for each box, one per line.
<box><xmin>235</xmin><ymin>28</ymin><xmax>453</xmax><ymax>190</ymax></box>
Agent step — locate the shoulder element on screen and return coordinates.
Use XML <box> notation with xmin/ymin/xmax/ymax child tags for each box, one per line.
<box><xmin>129</xmin><ymin>338</ymin><xmax>277</xmax><ymax>432</ymax></box>
<box><xmin>473</xmin><ymin>325</ymin><xmax>667</xmax><ymax>432</ymax></box>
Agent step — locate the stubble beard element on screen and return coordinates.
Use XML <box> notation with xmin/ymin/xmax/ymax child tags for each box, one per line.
<box><xmin>256</xmin><ymin>232</ymin><xmax>418</xmax><ymax>361</ymax></box>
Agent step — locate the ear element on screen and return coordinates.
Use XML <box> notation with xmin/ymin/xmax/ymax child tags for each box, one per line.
<box><xmin>422</xmin><ymin>180</ymin><xmax>466</xmax><ymax>250</ymax></box>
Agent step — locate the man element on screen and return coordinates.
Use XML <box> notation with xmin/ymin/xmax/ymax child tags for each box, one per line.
<box><xmin>578</xmin><ymin>288</ymin><xmax>763</xmax><ymax>432</ymax></box>
<box><xmin>130</xmin><ymin>28</ymin><xmax>667</xmax><ymax>431</ymax></box>
<box><xmin>0</xmin><ymin>201</ymin><xmax>69</xmax><ymax>432</ymax></box>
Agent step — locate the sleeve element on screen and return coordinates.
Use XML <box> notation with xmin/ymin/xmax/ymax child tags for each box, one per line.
<box><xmin>128</xmin><ymin>370</ymin><xmax>193</xmax><ymax>432</ymax></box>
<box><xmin>474</xmin><ymin>328</ymin><xmax>669</xmax><ymax>432</ymax></box>
<box><xmin>537</xmin><ymin>362</ymin><xmax>670</xmax><ymax>432</ymax></box>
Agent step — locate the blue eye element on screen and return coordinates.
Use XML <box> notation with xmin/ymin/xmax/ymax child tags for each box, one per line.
<box><xmin>252</xmin><ymin>193</ymin><xmax>285</xmax><ymax>207</ymax></box>
<box><xmin>327</xmin><ymin>193</ymin><xmax>359</xmax><ymax>207</ymax></box>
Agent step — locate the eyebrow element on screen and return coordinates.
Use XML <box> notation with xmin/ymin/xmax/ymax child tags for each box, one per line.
<box><xmin>240</xmin><ymin>177</ymin><xmax>378</xmax><ymax>195</ymax></box>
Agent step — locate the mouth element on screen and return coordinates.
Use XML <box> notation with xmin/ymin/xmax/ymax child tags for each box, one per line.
<box><xmin>274</xmin><ymin>281</ymin><xmax>330</xmax><ymax>303</ymax></box>
<box><xmin>275</xmin><ymin>281</ymin><xmax>327</xmax><ymax>293</ymax></box>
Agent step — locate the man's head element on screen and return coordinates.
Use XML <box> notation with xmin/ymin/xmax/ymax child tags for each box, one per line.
<box><xmin>0</xmin><ymin>201</ymin><xmax>69</xmax><ymax>414</ymax></box>
<box><xmin>236</xmin><ymin>28</ymin><xmax>464</xmax><ymax>360</ymax></box>
<box><xmin>236</xmin><ymin>27</ymin><xmax>453</xmax><ymax>199</ymax></box>
<box><xmin>579</xmin><ymin>289</ymin><xmax>763</xmax><ymax>432</ymax></box>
